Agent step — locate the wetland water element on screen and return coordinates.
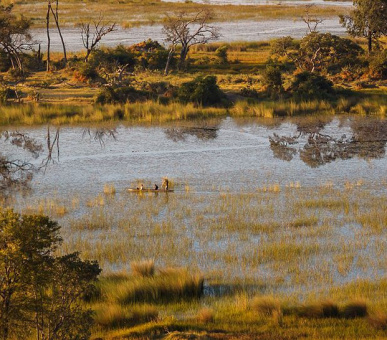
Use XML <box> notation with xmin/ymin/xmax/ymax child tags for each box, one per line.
<box><xmin>3</xmin><ymin>116</ymin><xmax>387</xmax><ymax>295</ymax></box>
<box><xmin>32</xmin><ymin>18</ymin><xmax>345</xmax><ymax>52</ymax></box>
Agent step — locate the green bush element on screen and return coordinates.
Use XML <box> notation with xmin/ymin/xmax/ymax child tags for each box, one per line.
<box><xmin>369</xmin><ymin>50</ymin><xmax>387</xmax><ymax>80</ymax></box>
<box><xmin>177</xmin><ymin>75</ymin><xmax>228</xmax><ymax>106</ymax></box>
<box><xmin>290</xmin><ymin>72</ymin><xmax>335</xmax><ymax>100</ymax></box>
<box><xmin>261</xmin><ymin>66</ymin><xmax>283</xmax><ymax>97</ymax></box>
<box><xmin>95</xmin><ymin>86</ymin><xmax>152</xmax><ymax>104</ymax></box>
<box><xmin>215</xmin><ymin>45</ymin><xmax>229</xmax><ymax>64</ymax></box>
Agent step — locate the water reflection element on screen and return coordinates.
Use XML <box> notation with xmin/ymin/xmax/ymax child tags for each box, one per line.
<box><xmin>269</xmin><ymin>117</ymin><xmax>387</xmax><ymax>167</ymax></box>
<box><xmin>164</xmin><ymin>126</ymin><xmax>218</xmax><ymax>141</ymax></box>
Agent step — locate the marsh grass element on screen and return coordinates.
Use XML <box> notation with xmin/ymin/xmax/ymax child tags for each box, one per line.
<box><xmin>98</xmin><ymin>269</ymin><xmax>204</xmax><ymax>305</ymax></box>
<box><xmin>131</xmin><ymin>260</ymin><xmax>155</xmax><ymax>278</ymax></box>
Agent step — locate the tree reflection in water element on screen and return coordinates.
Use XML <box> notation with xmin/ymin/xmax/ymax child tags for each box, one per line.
<box><xmin>164</xmin><ymin>126</ymin><xmax>218</xmax><ymax>142</ymax></box>
<box><xmin>269</xmin><ymin>118</ymin><xmax>387</xmax><ymax>167</ymax></box>
<box><xmin>1</xmin><ymin>126</ymin><xmax>116</xmax><ymax>194</ymax></box>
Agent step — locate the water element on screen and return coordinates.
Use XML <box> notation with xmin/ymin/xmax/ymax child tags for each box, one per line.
<box><xmin>2</xmin><ymin>116</ymin><xmax>387</xmax><ymax>294</ymax></box>
<box><xmin>31</xmin><ymin>18</ymin><xmax>346</xmax><ymax>52</ymax></box>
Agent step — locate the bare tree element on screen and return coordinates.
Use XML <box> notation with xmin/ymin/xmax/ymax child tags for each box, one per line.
<box><xmin>163</xmin><ymin>9</ymin><xmax>219</xmax><ymax>74</ymax></box>
<box><xmin>80</xmin><ymin>16</ymin><xmax>116</xmax><ymax>62</ymax></box>
<box><xmin>46</xmin><ymin>1</ymin><xmax>51</xmax><ymax>71</ymax></box>
<box><xmin>49</xmin><ymin>0</ymin><xmax>67</xmax><ymax>63</ymax></box>
<box><xmin>302</xmin><ymin>5</ymin><xmax>324</xmax><ymax>33</ymax></box>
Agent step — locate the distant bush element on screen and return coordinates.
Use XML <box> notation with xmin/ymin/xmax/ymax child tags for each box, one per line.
<box><xmin>261</xmin><ymin>66</ymin><xmax>284</xmax><ymax>97</ymax></box>
<box><xmin>342</xmin><ymin>300</ymin><xmax>368</xmax><ymax>319</ymax></box>
<box><xmin>369</xmin><ymin>50</ymin><xmax>387</xmax><ymax>80</ymax></box>
<box><xmin>290</xmin><ymin>72</ymin><xmax>335</xmax><ymax>100</ymax></box>
<box><xmin>0</xmin><ymin>87</ymin><xmax>18</xmax><ymax>103</ymax></box>
<box><xmin>131</xmin><ymin>260</ymin><xmax>155</xmax><ymax>278</ymax></box>
<box><xmin>177</xmin><ymin>75</ymin><xmax>228</xmax><ymax>106</ymax></box>
<box><xmin>95</xmin><ymin>86</ymin><xmax>152</xmax><ymax>104</ymax></box>
<box><xmin>215</xmin><ymin>45</ymin><xmax>229</xmax><ymax>64</ymax></box>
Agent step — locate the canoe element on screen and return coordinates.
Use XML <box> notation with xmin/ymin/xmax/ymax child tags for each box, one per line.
<box><xmin>127</xmin><ymin>188</ymin><xmax>174</xmax><ymax>193</ymax></box>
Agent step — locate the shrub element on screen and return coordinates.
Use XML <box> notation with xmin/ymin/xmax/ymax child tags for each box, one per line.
<box><xmin>0</xmin><ymin>87</ymin><xmax>18</xmax><ymax>103</ymax></box>
<box><xmin>95</xmin><ymin>86</ymin><xmax>152</xmax><ymax>104</ymax></box>
<box><xmin>177</xmin><ymin>75</ymin><xmax>228</xmax><ymax>106</ymax></box>
<box><xmin>215</xmin><ymin>45</ymin><xmax>229</xmax><ymax>64</ymax></box>
<box><xmin>369</xmin><ymin>50</ymin><xmax>387</xmax><ymax>80</ymax></box>
<box><xmin>297</xmin><ymin>301</ymin><xmax>339</xmax><ymax>318</ymax></box>
<box><xmin>290</xmin><ymin>71</ymin><xmax>335</xmax><ymax>100</ymax></box>
<box><xmin>342</xmin><ymin>300</ymin><xmax>368</xmax><ymax>319</ymax></box>
<box><xmin>261</xmin><ymin>66</ymin><xmax>284</xmax><ymax>97</ymax></box>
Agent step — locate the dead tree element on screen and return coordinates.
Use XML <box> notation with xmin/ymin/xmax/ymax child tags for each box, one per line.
<box><xmin>80</xmin><ymin>16</ymin><xmax>116</xmax><ymax>62</ymax></box>
<box><xmin>49</xmin><ymin>0</ymin><xmax>67</xmax><ymax>63</ymax></box>
<box><xmin>163</xmin><ymin>9</ymin><xmax>219</xmax><ymax>73</ymax></box>
<box><xmin>302</xmin><ymin>5</ymin><xmax>324</xmax><ymax>33</ymax></box>
<box><xmin>46</xmin><ymin>1</ymin><xmax>51</xmax><ymax>71</ymax></box>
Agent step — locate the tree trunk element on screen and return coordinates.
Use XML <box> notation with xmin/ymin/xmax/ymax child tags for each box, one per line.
<box><xmin>164</xmin><ymin>46</ymin><xmax>175</xmax><ymax>75</ymax></box>
<box><xmin>84</xmin><ymin>49</ymin><xmax>91</xmax><ymax>62</ymax></box>
<box><xmin>46</xmin><ymin>2</ymin><xmax>51</xmax><ymax>72</ymax></box>
<box><xmin>178</xmin><ymin>45</ymin><xmax>189</xmax><ymax>70</ymax></box>
<box><xmin>368</xmin><ymin>30</ymin><xmax>372</xmax><ymax>54</ymax></box>
<box><xmin>50</xmin><ymin>2</ymin><xmax>67</xmax><ymax>63</ymax></box>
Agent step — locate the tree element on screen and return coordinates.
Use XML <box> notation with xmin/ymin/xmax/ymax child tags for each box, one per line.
<box><xmin>271</xmin><ymin>33</ymin><xmax>363</xmax><ymax>73</ymax></box>
<box><xmin>0</xmin><ymin>210</ymin><xmax>61</xmax><ymax>339</ymax></box>
<box><xmin>0</xmin><ymin>209</ymin><xmax>101</xmax><ymax>340</ymax></box>
<box><xmin>340</xmin><ymin>0</ymin><xmax>387</xmax><ymax>54</ymax></box>
<box><xmin>163</xmin><ymin>10</ymin><xmax>219</xmax><ymax>74</ymax></box>
<box><xmin>46</xmin><ymin>0</ymin><xmax>67</xmax><ymax>71</ymax></box>
<box><xmin>81</xmin><ymin>16</ymin><xmax>116</xmax><ymax>62</ymax></box>
<box><xmin>0</xmin><ymin>5</ymin><xmax>32</xmax><ymax>72</ymax></box>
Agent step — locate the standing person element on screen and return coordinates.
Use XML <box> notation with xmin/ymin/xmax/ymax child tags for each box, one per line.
<box><xmin>162</xmin><ymin>178</ymin><xmax>169</xmax><ymax>191</ymax></box>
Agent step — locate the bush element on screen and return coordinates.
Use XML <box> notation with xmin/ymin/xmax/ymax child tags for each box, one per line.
<box><xmin>95</xmin><ymin>86</ymin><xmax>152</xmax><ymax>104</ymax></box>
<box><xmin>290</xmin><ymin>72</ymin><xmax>335</xmax><ymax>100</ymax></box>
<box><xmin>215</xmin><ymin>45</ymin><xmax>229</xmax><ymax>64</ymax></box>
<box><xmin>261</xmin><ymin>66</ymin><xmax>284</xmax><ymax>97</ymax></box>
<box><xmin>177</xmin><ymin>75</ymin><xmax>228</xmax><ymax>106</ymax></box>
<box><xmin>369</xmin><ymin>50</ymin><xmax>387</xmax><ymax>80</ymax></box>
<box><xmin>0</xmin><ymin>87</ymin><xmax>18</xmax><ymax>103</ymax></box>
<box><xmin>342</xmin><ymin>301</ymin><xmax>368</xmax><ymax>319</ymax></box>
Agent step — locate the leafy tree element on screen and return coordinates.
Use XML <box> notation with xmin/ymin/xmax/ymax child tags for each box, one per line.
<box><xmin>0</xmin><ymin>210</ymin><xmax>61</xmax><ymax>339</ymax></box>
<box><xmin>340</xmin><ymin>0</ymin><xmax>387</xmax><ymax>53</ymax></box>
<box><xmin>0</xmin><ymin>4</ymin><xmax>32</xmax><ymax>72</ymax></box>
<box><xmin>0</xmin><ymin>209</ymin><xmax>101</xmax><ymax>339</ymax></box>
<box><xmin>271</xmin><ymin>33</ymin><xmax>363</xmax><ymax>73</ymax></box>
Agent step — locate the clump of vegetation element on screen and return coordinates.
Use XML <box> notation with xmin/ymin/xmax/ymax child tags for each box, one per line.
<box><xmin>342</xmin><ymin>300</ymin><xmax>368</xmax><ymax>319</ymax></box>
<box><xmin>261</xmin><ymin>65</ymin><xmax>284</xmax><ymax>97</ymax></box>
<box><xmin>215</xmin><ymin>45</ymin><xmax>229</xmax><ymax>64</ymax></box>
<box><xmin>131</xmin><ymin>259</ymin><xmax>155</xmax><ymax>277</ymax></box>
<box><xmin>177</xmin><ymin>75</ymin><xmax>228</xmax><ymax>107</ymax></box>
<box><xmin>99</xmin><ymin>268</ymin><xmax>204</xmax><ymax>304</ymax></box>
<box><xmin>290</xmin><ymin>71</ymin><xmax>335</xmax><ymax>101</ymax></box>
<box><xmin>196</xmin><ymin>308</ymin><xmax>215</xmax><ymax>323</ymax></box>
<box><xmin>95</xmin><ymin>86</ymin><xmax>152</xmax><ymax>104</ymax></box>
<box><xmin>251</xmin><ymin>296</ymin><xmax>281</xmax><ymax>317</ymax></box>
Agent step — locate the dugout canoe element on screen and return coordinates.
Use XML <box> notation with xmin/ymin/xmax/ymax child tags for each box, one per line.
<box><xmin>127</xmin><ymin>188</ymin><xmax>174</xmax><ymax>193</ymax></box>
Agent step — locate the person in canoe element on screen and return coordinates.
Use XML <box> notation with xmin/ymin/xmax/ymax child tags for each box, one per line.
<box><xmin>162</xmin><ymin>178</ymin><xmax>169</xmax><ymax>191</ymax></box>
<box><xmin>154</xmin><ymin>184</ymin><xmax>159</xmax><ymax>190</ymax></box>
<box><xmin>140</xmin><ymin>183</ymin><xmax>144</xmax><ymax>191</ymax></box>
